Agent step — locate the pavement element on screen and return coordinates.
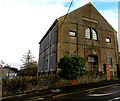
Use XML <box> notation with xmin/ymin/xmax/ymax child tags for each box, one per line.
<box><xmin>2</xmin><ymin>79</ymin><xmax>120</xmax><ymax>101</ymax></box>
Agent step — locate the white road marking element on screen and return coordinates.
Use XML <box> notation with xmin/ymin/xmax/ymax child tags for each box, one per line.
<box><xmin>88</xmin><ymin>90</ymin><xmax>120</xmax><ymax>97</ymax></box>
<box><xmin>107</xmin><ymin>97</ymin><xmax>120</xmax><ymax>101</ymax></box>
<box><xmin>88</xmin><ymin>93</ymin><xmax>113</xmax><ymax>96</ymax></box>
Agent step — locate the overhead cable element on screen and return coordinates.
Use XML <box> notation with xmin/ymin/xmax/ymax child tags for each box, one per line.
<box><xmin>58</xmin><ymin>0</ymin><xmax>74</xmax><ymax>31</ymax></box>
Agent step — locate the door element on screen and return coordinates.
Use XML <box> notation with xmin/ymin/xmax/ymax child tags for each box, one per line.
<box><xmin>88</xmin><ymin>55</ymin><xmax>98</xmax><ymax>71</ymax></box>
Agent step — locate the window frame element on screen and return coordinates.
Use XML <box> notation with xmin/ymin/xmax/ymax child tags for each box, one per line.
<box><xmin>85</xmin><ymin>28</ymin><xmax>91</xmax><ymax>39</ymax></box>
<box><xmin>92</xmin><ymin>28</ymin><xmax>98</xmax><ymax>41</ymax></box>
<box><xmin>88</xmin><ymin>56</ymin><xmax>95</xmax><ymax>62</ymax></box>
<box><xmin>85</xmin><ymin>27</ymin><xmax>98</xmax><ymax>40</ymax></box>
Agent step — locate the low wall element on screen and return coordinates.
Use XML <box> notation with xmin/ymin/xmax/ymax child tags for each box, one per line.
<box><xmin>2</xmin><ymin>72</ymin><xmax>111</xmax><ymax>97</ymax></box>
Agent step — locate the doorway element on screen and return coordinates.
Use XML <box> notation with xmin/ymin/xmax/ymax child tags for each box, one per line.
<box><xmin>88</xmin><ymin>55</ymin><xmax>98</xmax><ymax>71</ymax></box>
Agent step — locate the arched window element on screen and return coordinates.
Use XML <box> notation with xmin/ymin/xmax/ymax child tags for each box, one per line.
<box><xmin>85</xmin><ymin>28</ymin><xmax>98</xmax><ymax>40</ymax></box>
<box><xmin>92</xmin><ymin>29</ymin><xmax>98</xmax><ymax>40</ymax></box>
<box><xmin>85</xmin><ymin>28</ymin><xmax>90</xmax><ymax>39</ymax></box>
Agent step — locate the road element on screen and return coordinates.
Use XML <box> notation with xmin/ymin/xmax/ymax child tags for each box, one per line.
<box><xmin>29</xmin><ymin>84</ymin><xmax>120</xmax><ymax>101</ymax></box>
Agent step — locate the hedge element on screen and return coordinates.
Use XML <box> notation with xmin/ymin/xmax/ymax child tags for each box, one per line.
<box><xmin>3</xmin><ymin>71</ymin><xmax>106</xmax><ymax>97</ymax></box>
<box><xmin>2</xmin><ymin>75</ymin><xmax>69</xmax><ymax>96</ymax></box>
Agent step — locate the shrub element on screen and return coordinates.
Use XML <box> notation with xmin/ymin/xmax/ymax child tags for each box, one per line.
<box><xmin>58</xmin><ymin>55</ymin><xmax>87</xmax><ymax>80</ymax></box>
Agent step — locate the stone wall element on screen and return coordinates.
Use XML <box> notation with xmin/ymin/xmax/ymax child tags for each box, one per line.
<box><xmin>2</xmin><ymin>72</ymin><xmax>108</xmax><ymax>97</ymax></box>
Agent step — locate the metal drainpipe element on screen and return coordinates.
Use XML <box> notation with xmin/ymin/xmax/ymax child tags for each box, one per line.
<box><xmin>76</xmin><ymin>22</ymin><xmax>79</xmax><ymax>56</ymax></box>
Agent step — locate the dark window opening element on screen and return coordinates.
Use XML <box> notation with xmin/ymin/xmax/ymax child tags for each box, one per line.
<box><xmin>107</xmin><ymin>57</ymin><xmax>112</xmax><ymax>67</ymax></box>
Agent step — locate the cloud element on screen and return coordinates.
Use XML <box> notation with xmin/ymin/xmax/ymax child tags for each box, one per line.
<box><xmin>99</xmin><ymin>9</ymin><xmax>119</xmax><ymax>50</ymax></box>
<box><xmin>0</xmin><ymin>0</ymin><xmax>67</xmax><ymax>68</ymax></box>
<box><xmin>99</xmin><ymin>9</ymin><xmax>118</xmax><ymax>31</ymax></box>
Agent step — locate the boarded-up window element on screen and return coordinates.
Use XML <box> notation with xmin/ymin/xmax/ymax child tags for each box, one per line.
<box><xmin>50</xmin><ymin>31</ymin><xmax>55</xmax><ymax>45</ymax></box>
<box><xmin>41</xmin><ymin>53</ymin><xmax>44</xmax><ymax>59</ymax></box>
<box><xmin>44</xmin><ymin>49</ymin><xmax>49</xmax><ymax>57</ymax></box>
<box><xmin>40</xmin><ymin>59</ymin><xmax>44</xmax><ymax>70</ymax></box>
<box><xmin>49</xmin><ymin>53</ymin><xmax>56</xmax><ymax>68</ymax></box>
<box><xmin>44</xmin><ymin>57</ymin><xmax>48</xmax><ymax>70</ymax></box>
<box><xmin>45</xmin><ymin>35</ymin><xmax>49</xmax><ymax>49</ymax></box>
<box><xmin>108</xmin><ymin>57</ymin><xmax>112</xmax><ymax>67</ymax></box>
<box><xmin>51</xmin><ymin>44</ymin><xmax>56</xmax><ymax>54</ymax></box>
<box><xmin>43</xmin><ymin>59</ymin><xmax>46</xmax><ymax>69</ymax></box>
<box><xmin>40</xmin><ymin>40</ymin><xmax>45</xmax><ymax>53</ymax></box>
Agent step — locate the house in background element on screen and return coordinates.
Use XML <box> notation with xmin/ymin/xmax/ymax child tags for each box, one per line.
<box><xmin>2</xmin><ymin>66</ymin><xmax>19</xmax><ymax>79</ymax></box>
<box><xmin>37</xmin><ymin>3</ymin><xmax>119</xmax><ymax>77</ymax></box>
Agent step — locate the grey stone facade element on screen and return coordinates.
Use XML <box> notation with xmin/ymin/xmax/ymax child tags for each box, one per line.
<box><xmin>38</xmin><ymin>3</ymin><xmax>119</xmax><ymax>76</ymax></box>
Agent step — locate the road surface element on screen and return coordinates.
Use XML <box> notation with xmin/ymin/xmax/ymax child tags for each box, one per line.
<box><xmin>29</xmin><ymin>84</ymin><xmax>120</xmax><ymax>101</ymax></box>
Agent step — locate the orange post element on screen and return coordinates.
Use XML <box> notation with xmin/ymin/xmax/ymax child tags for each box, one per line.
<box><xmin>106</xmin><ymin>64</ymin><xmax>110</xmax><ymax>80</ymax></box>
